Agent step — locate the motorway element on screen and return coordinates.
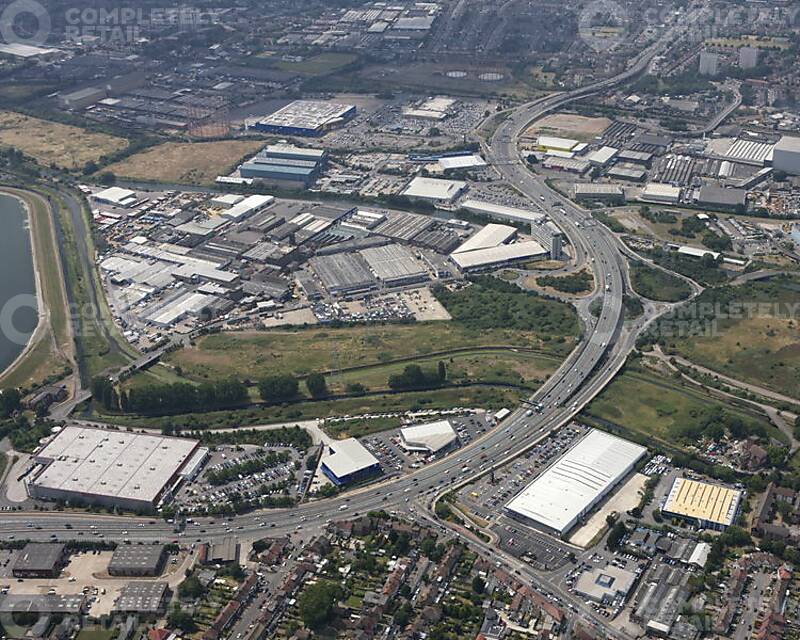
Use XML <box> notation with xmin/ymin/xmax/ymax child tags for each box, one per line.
<box><xmin>0</xmin><ymin>12</ymin><xmax>709</xmax><ymax>639</ymax></box>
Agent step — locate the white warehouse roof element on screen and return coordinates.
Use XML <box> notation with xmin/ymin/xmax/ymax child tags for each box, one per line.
<box><xmin>92</xmin><ymin>187</ymin><xmax>136</xmax><ymax>205</ymax></box>
<box><xmin>505</xmin><ymin>430</ymin><xmax>647</xmax><ymax>536</ymax></box>
<box><xmin>460</xmin><ymin>199</ymin><xmax>547</xmax><ymax>225</ymax></box>
<box><xmin>402</xmin><ymin>176</ymin><xmax>466</xmax><ymax>202</ymax></box>
<box><xmin>453</xmin><ymin>223</ymin><xmax>517</xmax><ymax>254</ymax></box>
<box><xmin>29</xmin><ymin>426</ymin><xmax>199</xmax><ymax>507</ymax></box>
<box><xmin>321</xmin><ymin>438</ymin><xmax>379</xmax><ymax>480</ymax></box>
<box><xmin>450</xmin><ymin>240</ymin><xmax>546</xmax><ymax>270</ymax></box>
<box><xmin>438</xmin><ymin>154</ymin><xmax>487</xmax><ymax>171</ymax></box>
<box><xmin>400</xmin><ymin>420</ymin><xmax>457</xmax><ymax>454</ymax></box>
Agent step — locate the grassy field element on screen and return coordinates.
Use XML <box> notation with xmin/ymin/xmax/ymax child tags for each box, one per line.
<box><xmin>629</xmin><ymin>261</ymin><xmax>692</xmax><ymax>302</ymax></box>
<box><xmin>95</xmin><ymin>385</ymin><xmax>525</xmax><ymax>431</ymax></box>
<box><xmin>0</xmin><ymin>189</ymin><xmax>72</xmax><ymax>390</ymax></box>
<box><xmin>103</xmin><ymin>140</ymin><xmax>264</xmax><ymax>185</ymax></box>
<box><xmin>155</xmin><ymin>324</ymin><xmax>569</xmax><ymax>385</ymax></box>
<box><xmin>327</xmin><ymin>416</ymin><xmax>404</xmax><ymax>439</ymax></box>
<box><xmin>75</xmin><ymin>629</ymin><xmax>116</xmax><ymax>640</ymax></box>
<box><xmin>583</xmin><ymin>366</ymin><xmax>784</xmax><ymax>449</ymax></box>
<box><xmin>650</xmin><ymin>277</ymin><xmax>800</xmax><ymax>399</ymax></box>
<box><xmin>274</xmin><ymin>53</ymin><xmax>358</xmax><ymax>75</ymax></box>
<box><xmin>0</xmin><ymin>111</ymin><xmax>127</xmax><ymax>169</ymax></box>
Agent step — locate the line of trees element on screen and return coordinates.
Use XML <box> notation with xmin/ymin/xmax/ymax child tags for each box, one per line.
<box><xmin>388</xmin><ymin>362</ymin><xmax>447</xmax><ymax>391</ymax></box>
<box><xmin>92</xmin><ymin>376</ymin><xmax>248</xmax><ymax>415</ymax></box>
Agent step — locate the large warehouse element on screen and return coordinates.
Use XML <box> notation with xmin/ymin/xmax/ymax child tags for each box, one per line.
<box><xmin>27</xmin><ymin>426</ymin><xmax>200</xmax><ymax>511</ymax></box>
<box><xmin>360</xmin><ymin>244</ymin><xmax>429</xmax><ymax>287</ymax></box>
<box><xmin>320</xmin><ymin>438</ymin><xmax>381</xmax><ymax>486</ymax></box>
<box><xmin>773</xmin><ymin>136</ymin><xmax>800</xmax><ymax>175</ymax></box>
<box><xmin>505</xmin><ymin>430</ymin><xmax>647</xmax><ymax>537</ymax></box>
<box><xmin>662</xmin><ymin>477</ymin><xmax>743</xmax><ymax>531</ymax></box>
<box><xmin>253</xmin><ymin>100</ymin><xmax>356</xmax><ymax>136</ymax></box>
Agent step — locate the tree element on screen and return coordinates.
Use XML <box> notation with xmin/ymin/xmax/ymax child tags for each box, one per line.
<box><xmin>177</xmin><ymin>574</ymin><xmax>205</xmax><ymax>599</ymax></box>
<box><xmin>346</xmin><ymin>382</ymin><xmax>367</xmax><ymax>396</ymax></box>
<box><xmin>298</xmin><ymin>581</ymin><xmax>342</xmax><ymax>630</ymax></box>
<box><xmin>437</xmin><ymin>360</ymin><xmax>447</xmax><ymax>381</ymax></box>
<box><xmin>168</xmin><ymin>606</ymin><xmax>196</xmax><ymax>632</ymax></box>
<box><xmin>0</xmin><ymin>388</ymin><xmax>21</xmax><ymax>418</ymax></box>
<box><xmin>607</xmin><ymin>521</ymin><xmax>628</xmax><ymax>550</ymax></box>
<box><xmin>258</xmin><ymin>375</ymin><xmax>298</xmax><ymax>402</ymax></box>
<box><xmin>306</xmin><ymin>373</ymin><xmax>328</xmax><ymax>399</ymax></box>
<box><xmin>471</xmin><ymin>576</ymin><xmax>485</xmax><ymax>594</ymax></box>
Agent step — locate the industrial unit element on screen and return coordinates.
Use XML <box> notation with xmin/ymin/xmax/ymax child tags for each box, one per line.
<box><xmin>661</xmin><ymin>477</ymin><xmax>743</xmax><ymax>531</ymax></box>
<box><xmin>773</xmin><ymin>136</ymin><xmax>800</xmax><ymax>175</ymax></box>
<box><xmin>108</xmin><ymin>545</ymin><xmax>168</xmax><ymax>577</ymax></box>
<box><xmin>450</xmin><ymin>240</ymin><xmax>547</xmax><ymax>272</ymax></box>
<box><xmin>401</xmin><ymin>176</ymin><xmax>467</xmax><ymax>203</ymax></box>
<box><xmin>240</xmin><ymin>146</ymin><xmax>328</xmax><ymax>187</ymax></box>
<box><xmin>253</xmin><ymin>100</ymin><xmax>356</xmax><ymax>136</ymax></box>
<box><xmin>112</xmin><ymin>582</ymin><xmax>170</xmax><ymax>614</ymax></box>
<box><xmin>575</xmin><ymin>565</ymin><xmax>637</xmax><ymax>604</ymax></box>
<box><xmin>309</xmin><ymin>253</ymin><xmax>378</xmax><ymax>296</ymax></box>
<box><xmin>504</xmin><ymin>430</ymin><xmax>647</xmax><ymax>537</ymax></box>
<box><xmin>639</xmin><ymin>183</ymin><xmax>682</xmax><ymax>205</ymax></box>
<box><xmin>399</xmin><ymin>420</ymin><xmax>458</xmax><ymax>455</ymax></box>
<box><xmin>320</xmin><ymin>438</ymin><xmax>381</xmax><ymax>486</ymax></box>
<box><xmin>12</xmin><ymin>543</ymin><xmax>68</xmax><ymax>578</ymax></box>
<box><xmin>27</xmin><ymin>426</ymin><xmax>200</xmax><ymax>511</ymax></box>
<box><xmin>360</xmin><ymin>244</ymin><xmax>429</xmax><ymax>287</ymax></box>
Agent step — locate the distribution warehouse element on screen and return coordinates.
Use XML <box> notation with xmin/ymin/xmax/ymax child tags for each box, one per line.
<box><xmin>27</xmin><ymin>426</ymin><xmax>203</xmax><ymax>511</ymax></box>
<box><xmin>504</xmin><ymin>429</ymin><xmax>647</xmax><ymax>537</ymax></box>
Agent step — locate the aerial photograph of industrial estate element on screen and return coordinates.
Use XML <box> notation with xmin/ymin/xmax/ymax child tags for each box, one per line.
<box><xmin>1</xmin><ymin>0</ymin><xmax>800</xmax><ymax>639</ymax></box>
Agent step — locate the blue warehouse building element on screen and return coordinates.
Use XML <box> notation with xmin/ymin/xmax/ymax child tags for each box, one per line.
<box><xmin>320</xmin><ymin>438</ymin><xmax>382</xmax><ymax>486</ymax></box>
<box><xmin>240</xmin><ymin>144</ymin><xmax>328</xmax><ymax>187</ymax></box>
<box><xmin>252</xmin><ymin>100</ymin><xmax>356</xmax><ymax>137</ymax></box>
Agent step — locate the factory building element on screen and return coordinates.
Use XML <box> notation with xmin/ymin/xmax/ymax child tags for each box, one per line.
<box><xmin>505</xmin><ymin>430</ymin><xmax>647</xmax><ymax>537</ymax></box>
<box><xmin>240</xmin><ymin>145</ymin><xmax>327</xmax><ymax>187</ymax></box>
<box><xmin>453</xmin><ymin>223</ymin><xmax>517</xmax><ymax>254</ymax></box>
<box><xmin>695</xmin><ymin>184</ymin><xmax>747</xmax><ymax>211</ymax></box>
<box><xmin>586</xmin><ymin>146</ymin><xmax>619</xmax><ymax>167</ymax></box>
<box><xmin>402</xmin><ymin>176</ymin><xmax>467</xmax><ymax>204</ymax></box>
<box><xmin>112</xmin><ymin>582</ymin><xmax>169</xmax><ymax>615</ymax></box>
<box><xmin>662</xmin><ymin>477</ymin><xmax>743</xmax><ymax>531</ymax></box>
<box><xmin>27</xmin><ymin>426</ymin><xmax>200</xmax><ymax>512</ymax></box>
<box><xmin>450</xmin><ymin>241</ymin><xmax>547</xmax><ymax>271</ymax></box>
<box><xmin>573</xmin><ymin>184</ymin><xmax>625</xmax><ymax>205</ymax></box>
<box><xmin>459</xmin><ymin>200</ymin><xmax>547</xmax><ymax>226</ymax></box>
<box><xmin>320</xmin><ymin>438</ymin><xmax>381</xmax><ymax>486</ymax></box>
<box><xmin>399</xmin><ymin>420</ymin><xmax>458</xmax><ymax>455</ymax></box>
<box><xmin>108</xmin><ymin>545</ymin><xmax>167</xmax><ymax>577</ymax></box>
<box><xmin>640</xmin><ymin>183</ymin><xmax>681</xmax><ymax>205</ymax></box>
<box><xmin>252</xmin><ymin>100</ymin><xmax>356</xmax><ymax>136</ymax></box>
<box><xmin>773</xmin><ymin>136</ymin><xmax>800</xmax><ymax>175</ymax></box>
<box><xmin>12</xmin><ymin>544</ymin><xmax>68</xmax><ymax>578</ymax></box>
<box><xmin>309</xmin><ymin>253</ymin><xmax>378</xmax><ymax>296</ymax></box>
<box><xmin>360</xmin><ymin>244</ymin><xmax>429</xmax><ymax>287</ymax></box>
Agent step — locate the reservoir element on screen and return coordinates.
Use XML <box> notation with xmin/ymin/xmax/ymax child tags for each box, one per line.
<box><xmin>0</xmin><ymin>193</ymin><xmax>38</xmax><ymax>377</ymax></box>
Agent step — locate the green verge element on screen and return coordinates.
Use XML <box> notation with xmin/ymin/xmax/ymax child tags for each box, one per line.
<box><xmin>629</xmin><ymin>261</ymin><xmax>692</xmax><ymax>302</ymax></box>
<box><xmin>582</xmin><ymin>363</ymin><xmax>786</xmax><ymax>450</ymax></box>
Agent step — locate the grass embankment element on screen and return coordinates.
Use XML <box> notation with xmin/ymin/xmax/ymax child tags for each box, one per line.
<box><xmin>0</xmin><ymin>189</ymin><xmax>72</xmax><ymax>390</ymax></box>
<box><xmin>629</xmin><ymin>261</ymin><xmax>692</xmax><ymax>302</ymax></box>
<box><xmin>46</xmin><ymin>187</ymin><xmax>136</xmax><ymax>381</ymax></box>
<box><xmin>583</xmin><ymin>362</ymin><xmax>786</xmax><ymax>450</ymax></box>
<box><xmin>640</xmin><ymin>276</ymin><xmax>800</xmax><ymax>399</ymax></box>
